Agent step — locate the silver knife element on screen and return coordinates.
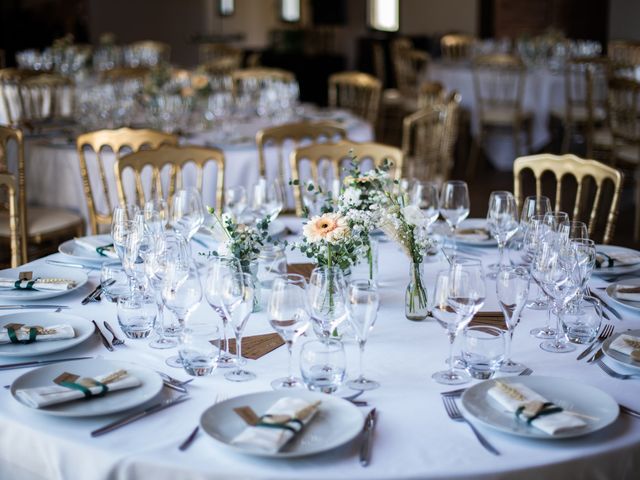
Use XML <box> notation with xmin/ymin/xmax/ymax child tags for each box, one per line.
<box><xmin>359</xmin><ymin>408</ymin><xmax>377</xmax><ymax>467</ymax></box>
<box><xmin>0</xmin><ymin>305</ymin><xmax>69</xmax><ymax>310</ymax></box>
<box><xmin>91</xmin><ymin>395</ymin><xmax>190</xmax><ymax>437</ymax></box>
<box><xmin>0</xmin><ymin>356</ymin><xmax>94</xmax><ymax>370</ymax></box>
<box><xmin>46</xmin><ymin>260</ymin><xmax>88</xmax><ymax>269</ymax></box>
<box><xmin>587</xmin><ymin>347</ymin><xmax>605</xmax><ymax>364</ymax></box>
<box><xmin>81</xmin><ymin>279</ymin><xmax>115</xmax><ymax>305</ymax></box>
<box><xmin>91</xmin><ymin>320</ymin><xmax>114</xmax><ymax>352</ymax></box>
<box><xmin>621</xmin><ymin>404</ymin><xmax>640</xmax><ymax>419</ymax></box>
<box><xmin>590</xmin><ymin>290</ymin><xmax>623</xmax><ymax>320</ymax></box>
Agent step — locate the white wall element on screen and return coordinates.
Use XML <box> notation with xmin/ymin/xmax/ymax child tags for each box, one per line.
<box><xmin>609</xmin><ymin>0</ymin><xmax>640</xmax><ymax>41</ymax></box>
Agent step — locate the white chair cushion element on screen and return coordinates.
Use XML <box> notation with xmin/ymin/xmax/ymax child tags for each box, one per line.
<box><xmin>0</xmin><ymin>206</ymin><xmax>82</xmax><ymax>238</ymax></box>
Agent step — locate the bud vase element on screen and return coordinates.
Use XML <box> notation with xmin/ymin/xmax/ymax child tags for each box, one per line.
<box><xmin>405</xmin><ymin>260</ymin><xmax>428</xmax><ymax>321</ymax></box>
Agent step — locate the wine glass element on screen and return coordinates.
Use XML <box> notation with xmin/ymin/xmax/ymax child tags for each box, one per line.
<box><xmin>161</xmin><ymin>260</ymin><xmax>203</xmax><ymax>367</ymax></box>
<box><xmin>267</xmin><ymin>274</ymin><xmax>310</xmax><ymax>389</ymax></box>
<box><xmin>568</xmin><ymin>221</ymin><xmax>589</xmax><ymax>240</ymax></box>
<box><xmin>570</xmin><ymin>238</ymin><xmax>596</xmax><ymax>309</ymax></box>
<box><xmin>520</xmin><ymin>195</ymin><xmax>552</xmax><ymax>226</ymax></box>
<box><xmin>486</xmin><ymin>191</ymin><xmax>519</xmax><ymax>277</ymax></box>
<box><xmin>439</xmin><ymin>180</ymin><xmax>470</xmax><ymax>254</ymax></box>
<box><xmin>307</xmin><ymin>267</ymin><xmax>347</xmax><ymax>339</ymax></box>
<box><xmin>143</xmin><ymin>198</ymin><xmax>169</xmax><ymax>236</ymax></box>
<box><xmin>171</xmin><ymin>188</ymin><xmax>205</xmax><ymax>241</ymax></box>
<box><xmin>345</xmin><ymin>280</ymin><xmax>381</xmax><ymax>391</ymax></box>
<box><xmin>221</xmin><ymin>271</ymin><xmax>256</xmax><ymax>381</ymax></box>
<box><xmin>543</xmin><ymin>211</ymin><xmax>570</xmax><ymax>239</ymax></box>
<box><xmin>224</xmin><ymin>186</ymin><xmax>247</xmax><ymax>220</ymax></box>
<box><xmin>251</xmin><ymin>180</ymin><xmax>284</xmax><ymax>222</ymax></box>
<box><xmin>496</xmin><ymin>267</ymin><xmax>530</xmax><ymax>372</ymax></box>
<box><xmin>409</xmin><ymin>181</ymin><xmax>440</xmax><ymax>228</ymax></box>
<box><xmin>204</xmin><ymin>255</ymin><xmax>241</xmax><ymax>368</ymax></box>
<box><xmin>111</xmin><ymin>204</ymin><xmax>141</xmax><ymax>263</ymax></box>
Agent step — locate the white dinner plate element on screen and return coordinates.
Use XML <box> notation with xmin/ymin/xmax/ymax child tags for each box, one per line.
<box><xmin>602</xmin><ymin>329</ymin><xmax>640</xmax><ymax>372</ymax></box>
<box><xmin>0</xmin><ymin>266</ymin><xmax>88</xmax><ymax>301</ymax></box>
<box><xmin>0</xmin><ymin>312</ymin><xmax>93</xmax><ymax>357</ymax></box>
<box><xmin>605</xmin><ymin>279</ymin><xmax>640</xmax><ymax>312</ymax></box>
<box><xmin>592</xmin><ymin>245</ymin><xmax>640</xmax><ymax>277</ymax></box>
<box><xmin>58</xmin><ymin>234</ymin><xmax>115</xmax><ymax>264</ymax></box>
<box><xmin>433</xmin><ymin>219</ymin><xmax>497</xmax><ymax>247</ymax></box>
<box><xmin>461</xmin><ymin>376</ymin><xmax>619</xmax><ymax>440</ymax></box>
<box><xmin>11</xmin><ymin>358</ymin><xmax>163</xmax><ymax>417</ymax></box>
<box><xmin>200</xmin><ymin>390</ymin><xmax>363</xmax><ymax>458</ymax></box>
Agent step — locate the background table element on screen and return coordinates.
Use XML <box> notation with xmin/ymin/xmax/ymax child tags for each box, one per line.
<box><xmin>0</xmin><ymin>218</ymin><xmax>639</xmax><ymax>480</ymax></box>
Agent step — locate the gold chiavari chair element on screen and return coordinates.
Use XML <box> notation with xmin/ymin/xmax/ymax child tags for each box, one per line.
<box><xmin>440</xmin><ymin>34</ymin><xmax>476</xmax><ymax>62</ymax></box>
<box><xmin>608</xmin><ymin>40</ymin><xmax>640</xmax><ymax>71</ymax></box>
<box><xmin>115</xmin><ymin>145</ymin><xmax>226</xmax><ymax>213</ymax></box>
<box><xmin>607</xmin><ymin>76</ymin><xmax>640</xmax><ymax>240</ymax></box>
<box><xmin>0</xmin><ymin>126</ymin><xmax>83</xmax><ymax>262</ymax></box>
<box><xmin>469</xmin><ymin>53</ymin><xmax>532</xmax><ymax>177</ymax></box>
<box><xmin>76</xmin><ymin>128</ymin><xmax>178</xmax><ymax>234</ymax></box>
<box><xmin>392</xmin><ymin>40</ymin><xmax>430</xmax><ymax>99</ymax></box>
<box><xmin>198</xmin><ymin>43</ymin><xmax>243</xmax><ymax>64</ymax></box>
<box><xmin>417</xmin><ymin>81</ymin><xmax>446</xmax><ymax>109</ymax></box>
<box><xmin>0</xmin><ymin>68</ymin><xmax>38</xmax><ymax>127</ymax></box>
<box><xmin>256</xmin><ymin>121</ymin><xmax>347</xmax><ymax>184</ymax></box>
<box><xmin>0</xmin><ymin>173</ymin><xmax>21</xmax><ymax>267</ymax></box>
<box><xmin>20</xmin><ymin>73</ymin><xmax>74</xmax><ymax>126</ymax></box>
<box><xmin>513</xmin><ymin>153</ymin><xmax>623</xmax><ymax>244</ymax></box>
<box><xmin>328</xmin><ymin>71</ymin><xmax>381</xmax><ymax>127</ymax></box>
<box><xmin>290</xmin><ymin>140</ymin><xmax>403</xmax><ymax>216</ymax></box>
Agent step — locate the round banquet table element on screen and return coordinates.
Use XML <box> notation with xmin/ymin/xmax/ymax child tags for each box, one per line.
<box><xmin>0</xmin><ymin>217</ymin><xmax>639</xmax><ymax>480</ymax></box>
<box><xmin>426</xmin><ymin>62</ymin><xmax>565</xmax><ymax>172</ymax></box>
<box><xmin>21</xmin><ymin>111</ymin><xmax>373</xmax><ymax>234</ymax></box>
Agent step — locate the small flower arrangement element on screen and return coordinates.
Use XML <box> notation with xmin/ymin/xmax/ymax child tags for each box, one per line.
<box><xmin>338</xmin><ymin>154</ymin><xmax>393</xmax><ymax>221</ymax></box>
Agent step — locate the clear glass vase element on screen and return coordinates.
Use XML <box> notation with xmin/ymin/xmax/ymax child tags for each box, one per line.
<box><xmin>241</xmin><ymin>260</ymin><xmax>261</xmax><ymax>312</ymax></box>
<box><xmin>405</xmin><ymin>260</ymin><xmax>429</xmax><ymax>321</ymax></box>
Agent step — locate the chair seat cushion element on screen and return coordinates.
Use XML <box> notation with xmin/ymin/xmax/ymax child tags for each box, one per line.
<box><xmin>0</xmin><ymin>206</ymin><xmax>82</xmax><ymax>238</ymax></box>
<box><xmin>480</xmin><ymin>106</ymin><xmax>532</xmax><ymax>125</ymax></box>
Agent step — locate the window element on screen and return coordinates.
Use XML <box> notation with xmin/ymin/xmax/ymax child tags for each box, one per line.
<box><xmin>218</xmin><ymin>0</ymin><xmax>234</xmax><ymax>16</ymax></box>
<box><xmin>368</xmin><ymin>0</ymin><xmax>399</xmax><ymax>32</ymax></box>
<box><xmin>281</xmin><ymin>0</ymin><xmax>301</xmax><ymax>23</ymax></box>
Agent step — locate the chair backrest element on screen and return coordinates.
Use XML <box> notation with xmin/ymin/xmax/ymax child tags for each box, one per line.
<box><xmin>391</xmin><ymin>40</ymin><xmax>430</xmax><ymax>97</ymax></box>
<box><xmin>417</xmin><ymin>81</ymin><xmax>445</xmax><ymax>108</ymax></box>
<box><xmin>0</xmin><ymin>172</ymin><xmax>21</xmax><ymax>267</ymax></box>
<box><xmin>0</xmin><ymin>68</ymin><xmax>38</xmax><ymax>126</ymax></box>
<box><xmin>608</xmin><ymin>40</ymin><xmax>640</xmax><ymax>69</ymax></box>
<box><xmin>290</xmin><ymin>140</ymin><xmax>402</xmax><ymax>216</ymax></box>
<box><xmin>441</xmin><ymin>34</ymin><xmax>476</xmax><ymax>61</ymax></box>
<box><xmin>20</xmin><ymin>73</ymin><xmax>74</xmax><ymax>124</ymax></box>
<box><xmin>472</xmin><ymin>54</ymin><xmax>526</xmax><ymax>119</ymax></box>
<box><xmin>328</xmin><ymin>71</ymin><xmax>381</xmax><ymax>126</ymax></box>
<box><xmin>513</xmin><ymin>153</ymin><xmax>623</xmax><ymax>244</ymax></box>
<box><xmin>115</xmin><ymin>144</ymin><xmax>225</xmax><ymax>213</ymax></box>
<box><xmin>0</xmin><ymin>126</ymin><xmax>27</xmax><ymax>264</ymax></box>
<box><xmin>76</xmin><ymin>128</ymin><xmax>178</xmax><ymax>234</ymax></box>
<box><xmin>372</xmin><ymin>42</ymin><xmax>386</xmax><ymax>86</ymax></box>
<box><xmin>608</xmin><ymin>76</ymin><xmax>640</xmax><ymax>164</ymax></box>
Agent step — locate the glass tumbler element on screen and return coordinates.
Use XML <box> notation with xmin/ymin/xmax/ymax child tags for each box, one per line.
<box><xmin>101</xmin><ymin>262</ymin><xmax>129</xmax><ymax>303</ymax></box>
<box><xmin>117</xmin><ymin>292</ymin><xmax>158</xmax><ymax>338</ymax></box>
<box><xmin>561</xmin><ymin>296</ymin><xmax>602</xmax><ymax>344</ymax></box>
<box><xmin>300</xmin><ymin>339</ymin><xmax>346</xmax><ymax>394</ymax></box>
<box><xmin>257</xmin><ymin>243</ymin><xmax>287</xmax><ymax>289</ymax></box>
<box><xmin>178</xmin><ymin>320</ymin><xmax>221</xmax><ymax>377</ymax></box>
<box><xmin>461</xmin><ymin>326</ymin><xmax>505</xmax><ymax>380</ymax></box>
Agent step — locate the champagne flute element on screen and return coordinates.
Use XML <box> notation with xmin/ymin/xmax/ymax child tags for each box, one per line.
<box><xmin>221</xmin><ymin>271</ymin><xmax>256</xmax><ymax>381</ymax></box>
<box><xmin>143</xmin><ymin>198</ymin><xmax>169</xmax><ymax>236</ymax></box>
<box><xmin>171</xmin><ymin>188</ymin><xmax>205</xmax><ymax>241</ymax></box>
<box><xmin>267</xmin><ymin>274</ymin><xmax>310</xmax><ymax>389</ymax></box>
<box><xmin>111</xmin><ymin>204</ymin><xmax>141</xmax><ymax>262</ymax></box>
<box><xmin>439</xmin><ymin>180</ymin><xmax>470</xmax><ymax>254</ymax></box>
<box><xmin>345</xmin><ymin>280</ymin><xmax>381</xmax><ymax>391</ymax></box>
<box><xmin>486</xmin><ymin>191</ymin><xmax>519</xmax><ymax>278</ymax></box>
<box><xmin>496</xmin><ymin>267</ymin><xmax>530</xmax><ymax>372</ymax></box>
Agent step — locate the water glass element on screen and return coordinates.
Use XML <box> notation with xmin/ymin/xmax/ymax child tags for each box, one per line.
<box><xmin>519</xmin><ymin>195</ymin><xmax>552</xmax><ymax>225</ymax></box>
<box><xmin>486</xmin><ymin>191</ymin><xmax>519</xmax><ymax>276</ymax></box>
<box><xmin>409</xmin><ymin>181</ymin><xmax>440</xmax><ymax>228</ymax></box>
<box><xmin>300</xmin><ymin>339</ymin><xmax>346</xmax><ymax>394</ymax></box>
<box><xmin>561</xmin><ymin>296</ymin><xmax>603</xmax><ymax>344</ymax></box>
<box><xmin>171</xmin><ymin>188</ymin><xmax>205</xmax><ymax>241</ymax></box>
<box><xmin>179</xmin><ymin>319</ymin><xmax>221</xmax><ymax>376</ymax></box>
<box><xmin>257</xmin><ymin>243</ymin><xmax>287</xmax><ymax>289</ymax></box>
<box><xmin>461</xmin><ymin>326</ymin><xmax>505</xmax><ymax>379</ymax></box>
<box><xmin>100</xmin><ymin>262</ymin><xmax>129</xmax><ymax>302</ymax></box>
<box><xmin>439</xmin><ymin>180</ymin><xmax>470</xmax><ymax>253</ymax></box>
<box><xmin>117</xmin><ymin>292</ymin><xmax>157</xmax><ymax>338</ymax></box>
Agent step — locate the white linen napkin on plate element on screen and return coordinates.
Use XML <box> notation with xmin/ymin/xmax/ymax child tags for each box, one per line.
<box><xmin>610</xmin><ymin>285</ymin><xmax>640</xmax><ymax>303</ymax></box>
<box><xmin>74</xmin><ymin>237</ymin><xmax>118</xmax><ymax>259</ymax></box>
<box><xmin>0</xmin><ymin>324</ymin><xmax>75</xmax><ymax>344</ymax></box>
<box><xmin>609</xmin><ymin>334</ymin><xmax>640</xmax><ymax>357</ymax></box>
<box><xmin>596</xmin><ymin>251</ymin><xmax>640</xmax><ymax>269</ymax></box>
<box><xmin>15</xmin><ymin>370</ymin><xmax>141</xmax><ymax>408</ymax></box>
<box><xmin>488</xmin><ymin>382</ymin><xmax>586</xmax><ymax>435</ymax></box>
<box><xmin>0</xmin><ymin>277</ymin><xmax>76</xmax><ymax>291</ymax></box>
<box><xmin>231</xmin><ymin>397</ymin><xmax>319</xmax><ymax>453</ymax></box>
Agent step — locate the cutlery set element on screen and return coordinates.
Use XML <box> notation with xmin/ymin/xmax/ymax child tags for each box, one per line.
<box><xmin>576</xmin><ymin>324</ymin><xmax>614</xmax><ymax>362</ymax></box>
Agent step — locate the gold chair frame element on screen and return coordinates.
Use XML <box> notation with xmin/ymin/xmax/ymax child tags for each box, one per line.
<box><xmin>0</xmin><ymin>68</ymin><xmax>38</xmax><ymax>127</ymax></box>
<box><xmin>0</xmin><ymin>172</ymin><xmax>20</xmax><ymax>267</ymax></box>
<box><xmin>328</xmin><ymin>71</ymin><xmax>381</xmax><ymax>127</ymax></box>
<box><xmin>115</xmin><ymin>145</ymin><xmax>226</xmax><ymax>213</ymax></box>
<box><xmin>417</xmin><ymin>81</ymin><xmax>446</xmax><ymax>109</ymax></box>
<box><xmin>77</xmin><ymin>128</ymin><xmax>178</xmax><ymax>234</ymax></box>
<box><xmin>290</xmin><ymin>140</ymin><xmax>403</xmax><ymax>216</ymax></box>
<box><xmin>392</xmin><ymin>39</ymin><xmax>430</xmax><ymax>98</ymax></box>
<box><xmin>513</xmin><ymin>153</ymin><xmax>623</xmax><ymax>244</ymax></box>
<box><xmin>440</xmin><ymin>34</ymin><xmax>476</xmax><ymax>61</ymax></box>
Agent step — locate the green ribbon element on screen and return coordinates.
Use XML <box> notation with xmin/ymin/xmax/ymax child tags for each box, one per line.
<box><xmin>6</xmin><ymin>326</ymin><xmax>38</xmax><ymax>344</ymax></box>
<box><xmin>59</xmin><ymin>380</ymin><xmax>109</xmax><ymax>399</ymax></box>
<box><xmin>595</xmin><ymin>252</ymin><xmax>614</xmax><ymax>269</ymax></box>
<box><xmin>13</xmin><ymin>278</ymin><xmax>39</xmax><ymax>290</ymax></box>
<box><xmin>96</xmin><ymin>244</ymin><xmax>114</xmax><ymax>257</ymax></box>
<box><xmin>257</xmin><ymin>415</ymin><xmax>304</xmax><ymax>434</ymax></box>
<box><xmin>515</xmin><ymin>402</ymin><xmax>564</xmax><ymax>425</ymax></box>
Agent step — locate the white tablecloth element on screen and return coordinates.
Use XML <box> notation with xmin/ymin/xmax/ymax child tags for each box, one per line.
<box><xmin>0</xmin><ymin>218</ymin><xmax>639</xmax><ymax>480</ymax></box>
<box><xmin>427</xmin><ymin>62</ymin><xmax>565</xmax><ymax>171</ymax></box>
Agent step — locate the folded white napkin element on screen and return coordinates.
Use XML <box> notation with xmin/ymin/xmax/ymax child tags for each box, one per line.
<box><xmin>596</xmin><ymin>251</ymin><xmax>640</xmax><ymax>269</ymax></box>
<box><xmin>15</xmin><ymin>370</ymin><xmax>141</xmax><ymax>408</ymax></box>
<box><xmin>231</xmin><ymin>397</ymin><xmax>319</xmax><ymax>453</ymax></box>
<box><xmin>74</xmin><ymin>237</ymin><xmax>118</xmax><ymax>259</ymax></box>
<box><xmin>609</xmin><ymin>334</ymin><xmax>640</xmax><ymax>357</ymax></box>
<box><xmin>0</xmin><ymin>277</ymin><xmax>76</xmax><ymax>291</ymax></box>
<box><xmin>488</xmin><ymin>382</ymin><xmax>586</xmax><ymax>435</ymax></box>
<box><xmin>0</xmin><ymin>324</ymin><xmax>75</xmax><ymax>344</ymax></box>
<box><xmin>610</xmin><ymin>285</ymin><xmax>640</xmax><ymax>303</ymax></box>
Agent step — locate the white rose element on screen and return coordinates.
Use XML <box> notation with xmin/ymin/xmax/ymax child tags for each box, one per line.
<box><xmin>401</xmin><ymin>205</ymin><xmax>425</xmax><ymax>227</ymax></box>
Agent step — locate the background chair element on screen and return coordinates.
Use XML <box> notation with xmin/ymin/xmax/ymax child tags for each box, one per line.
<box><xmin>513</xmin><ymin>153</ymin><xmax>623</xmax><ymax>244</ymax></box>
<box><xmin>0</xmin><ymin>172</ymin><xmax>21</xmax><ymax>267</ymax></box>
<box><xmin>115</xmin><ymin>144</ymin><xmax>226</xmax><ymax>213</ymax></box>
<box><xmin>440</xmin><ymin>34</ymin><xmax>476</xmax><ymax>62</ymax></box>
<box><xmin>328</xmin><ymin>71</ymin><xmax>381</xmax><ymax>128</ymax></box>
<box><xmin>76</xmin><ymin>128</ymin><xmax>178</xmax><ymax>234</ymax></box>
<box><xmin>290</xmin><ymin>139</ymin><xmax>402</xmax><ymax>216</ymax></box>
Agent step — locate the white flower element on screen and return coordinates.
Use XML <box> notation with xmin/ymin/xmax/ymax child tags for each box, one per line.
<box><xmin>342</xmin><ymin>186</ymin><xmax>362</xmax><ymax>207</ymax></box>
<box><xmin>303</xmin><ymin>213</ymin><xmax>350</xmax><ymax>244</ymax></box>
<box><xmin>401</xmin><ymin>205</ymin><xmax>425</xmax><ymax>227</ymax></box>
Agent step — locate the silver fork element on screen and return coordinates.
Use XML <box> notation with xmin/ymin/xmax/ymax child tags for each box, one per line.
<box><xmin>597</xmin><ymin>360</ymin><xmax>640</xmax><ymax>380</ymax></box>
<box><xmin>441</xmin><ymin>368</ymin><xmax>533</xmax><ymax>397</ymax></box>
<box><xmin>441</xmin><ymin>395</ymin><xmax>500</xmax><ymax>455</ymax></box>
<box><xmin>576</xmin><ymin>324</ymin><xmax>614</xmax><ymax>361</ymax></box>
<box><xmin>178</xmin><ymin>394</ymin><xmax>226</xmax><ymax>451</ymax></box>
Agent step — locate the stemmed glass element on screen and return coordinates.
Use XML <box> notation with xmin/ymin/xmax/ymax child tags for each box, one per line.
<box><xmin>307</xmin><ymin>267</ymin><xmax>348</xmax><ymax>339</ymax></box>
<box><xmin>486</xmin><ymin>191</ymin><xmax>519</xmax><ymax>277</ymax></box>
<box><xmin>432</xmin><ymin>259</ymin><xmax>486</xmax><ymax>385</ymax></box>
<box><xmin>410</xmin><ymin>181</ymin><xmax>440</xmax><ymax>228</ymax></box>
<box><xmin>171</xmin><ymin>188</ymin><xmax>205</xmax><ymax>241</ymax></box>
<box><xmin>111</xmin><ymin>205</ymin><xmax>143</xmax><ymax>291</ymax></box>
<box><xmin>439</xmin><ymin>180</ymin><xmax>470</xmax><ymax>254</ymax></box>
<box><xmin>143</xmin><ymin>198</ymin><xmax>169</xmax><ymax>236</ymax></box>
<box><xmin>568</xmin><ymin>221</ymin><xmax>588</xmax><ymax>240</ymax></box>
<box><xmin>221</xmin><ymin>271</ymin><xmax>256</xmax><ymax>381</ymax></box>
<box><xmin>543</xmin><ymin>211</ymin><xmax>570</xmax><ymax>239</ymax></box>
<box><xmin>520</xmin><ymin>195</ymin><xmax>552</xmax><ymax>225</ymax></box>
<box><xmin>345</xmin><ymin>280</ymin><xmax>381</xmax><ymax>391</ymax></box>
<box><xmin>267</xmin><ymin>274</ymin><xmax>310</xmax><ymax>389</ymax></box>
<box><xmin>204</xmin><ymin>256</ymin><xmax>241</xmax><ymax>368</ymax></box>
<box><xmin>571</xmin><ymin>238</ymin><xmax>596</xmax><ymax>306</ymax></box>
<box><xmin>251</xmin><ymin>180</ymin><xmax>284</xmax><ymax>222</ymax></box>
<box><xmin>224</xmin><ymin>186</ymin><xmax>248</xmax><ymax>220</ymax></box>
<box><xmin>496</xmin><ymin>267</ymin><xmax>530</xmax><ymax>372</ymax></box>
<box><xmin>161</xmin><ymin>259</ymin><xmax>203</xmax><ymax>367</ymax></box>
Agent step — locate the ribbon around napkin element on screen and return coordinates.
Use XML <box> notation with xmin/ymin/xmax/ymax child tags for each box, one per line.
<box><xmin>74</xmin><ymin>237</ymin><xmax>118</xmax><ymax>259</ymax></box>
<box><xmin>0</xmin><ymin>323</ymin><xmax>75</xmax><ymax>345</ymax></box>
<box><xmin>488</xmin><ymin>381</ymin><xmax>586</xmax><ymax>435</ymax></box>
<box><xmin>610</xmin><ymin>285</ymin><xmax>640</xmax><ymax>303</ymax></box>
<box><xmin>595</xmin><ymin>251</ymin><xmax>640</xmax><ymax>269</ymax></box>
<box><xmin>15</xmin><ymin>369</ymin><xmax>141</xmax><ymax>408</ymax></box>
<box><xmin>0</xmin><ymin>277</ymin><xmax>76</xmax><ymax>291</ymax></box>
<box><xmin>231</xmin><ymin>397</ymin><xmax>320</xmax><ymax>453</ymax></box>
